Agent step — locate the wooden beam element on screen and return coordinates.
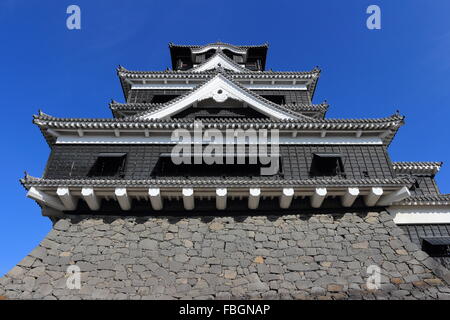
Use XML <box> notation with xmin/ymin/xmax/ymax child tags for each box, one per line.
<box><xmin>148</xmin><ymin>188</ymin><xmax>163</xmax><ymax>210</ymax></box>
<box><xmin>115</xmin><ymin>188</ymin><xmax>131</xmax><ymax>211</ymax></box>
<box><xmin>311</xmin><ymin>188</ymin><xmax>327</xmax><ymax>208</ymax></box>
<box><xmin>27</xmin><ymin>187</ymin><xmax>65</xmax><ymax>211</ymax></box>
<box><xmin>341</xmin><ymin>187</ymin><xmax>360</xmax><ymax>207</ymax></box>
<box><xmin>56</xmin><ymin>187</ymin><xmax>77</xmax><ymax>211</ymax></box>
<box><xmin>377</xmin><ymin>186</ymin><xmax>411</xmax><ymax>206</ymax></box>
<box><xmin>182</xmin><ymin>188</ymin><xmax>195</xmax><ymax>210</ymax></box>
<box><xmin>364</xmin><ymin>187</ymin><xmax>383</xmax><ymax>206</ymax></box>
<box><xmin>216</xmin><ymin>188</ymin><xmax>227</xmax><ymax>210</ymax></box>
<box><xmin>248</xmin><ymin>188</ymin><xmax>261</xmax><ymax>209</ymax></box>
<box><xmin>81</xmin><ymin>188</ymin><xmax>100</xmax><ymax>211</ymax></box>
<box><xmin>279</xmin><ymin>188</ymin><xmax>294</xmax><ymax>209</ymax></box>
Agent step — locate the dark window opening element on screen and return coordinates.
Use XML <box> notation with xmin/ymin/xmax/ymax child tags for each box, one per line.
<box><xmin>261</xmin><ymin>95</ymin><xmax>285</xmax><ymax>104</ymax></box>
<box><xmin>310</xmin><ymin>153</ymin><xmax>345</xmax><ymax>177</ymax></box>
<box><xmin>421</xmin><ymin>237</ymin><xmax>450</xmax><ymax>257</ymax></box>
<box><xmin>88</xmin><ymin>153</ymin><xmax>127</xmax><ymax>177</ymax></box>
<box><xmin>205</xmin><ymin>49</ymin><xmax>216</xmax><ymax>60</ymax></box>
<box><xmin>410</xmin><ymin>179</ymin><xmax>422</xmax><ymax>192</ymax></box>
<box><xmin>246</xmin><ymin>58</ymin><xmax>261</xmax><ymax>71</ymax></box>
<box><xmin>223</xmin><ymin>50</ymin><xmax>234</xmax><ymax>60</ymax></box>
<box><xmin>176</xmin><ymin>58</ymin><xmax>192</xmax><ymax>70</ymax></box>
<box><xmin>151</xmin><ymin>95</ymin><xmax>179</xmax><ymax>103</ymax></box>
<box><xmin>151</xmin><ymin>152</ymin><xmax>280</xmax><ymax>178</ymax></box>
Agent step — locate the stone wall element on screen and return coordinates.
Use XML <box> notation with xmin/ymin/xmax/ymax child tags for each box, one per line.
<box><xmin>1</xmin><ymin>211</ymin><xmax>449</xmax><ymax>300</ymax></box>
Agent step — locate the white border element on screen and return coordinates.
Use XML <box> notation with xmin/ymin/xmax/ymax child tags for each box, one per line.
<box><xmin>390</xmin><ymin>206</ymin><xmax>450</xmax><ymax>224</ymax></box>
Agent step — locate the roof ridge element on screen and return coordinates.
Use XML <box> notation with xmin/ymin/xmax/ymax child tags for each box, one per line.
<box><xmin>283</xmin><ymin>103</ymin><xmax>329</xmax><ymax>110</ymax></box>
<box><xmin>117</xmin><ymin>68</ymin><xmax>319</xmax><ymax>76</ymax></box>
<box><xmin>109</xmin><ymin>102</ymin><xmax>166</xmax><ymax>107</ymax></box>
<box><xmin>392</xmin><ymin>161</ymin><xmax>443</xmax><ymax>174</ymax></box>
<box><xmin>168</xmin><ymin>42</ymin><xmax>269</xmax><ymax>49</ymax></box>
<box><xmin>33</xmin><ymin>112</ymin><xmax>405</xmax><ymax>125</ymax></box>
<box><xmin>393</xmin><ymin>161</ymin><xmax>443</xmax><ymax>166</ymax></box>
<box><xmin>396</xmin><ymin>193</ymin><xmax>450</xmax><ymax>205</ymax></box>
<box><xmin>319</xmin><ymin>113</ymin><xmax>404</xmax><ymax>123</ymax></box>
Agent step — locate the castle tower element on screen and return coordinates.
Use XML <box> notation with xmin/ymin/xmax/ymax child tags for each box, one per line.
<box><xmin>2</xmin><ymin>42</ymin><xmax>449</xmax><ymax>300</ymax></box>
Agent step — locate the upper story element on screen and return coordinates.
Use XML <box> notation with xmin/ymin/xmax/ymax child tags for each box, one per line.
<box><xmin>117</xmin><ymin>42</ymin><xmax>322</xmax><ymax>117</ymax></box>
<box><xmin>31</xmin><ymin>42</ymin><xmax>407</xmax><ymax>184</ymax></box>
<box><xmin>169</xmin><ymin>42</ymin><xmax>269</xmax><ymax>71</ymax></box>
<box><xmin>19</xmin><ymin>41</ymin><xmax>450</xmax><ymax>225</ymax></box>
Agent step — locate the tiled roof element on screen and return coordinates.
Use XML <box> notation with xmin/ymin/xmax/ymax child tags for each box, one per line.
<box><xmin>393</xmin><ymin>162</ymin><xmax>443</xmax><ymax>175</ymax></box>
<box><xmin>126</xmin><ymin>72</ymin><xmax>316</xmax><ymax>121</ymax></box>
<box><xmin>33</xmin><ymin>111</ymin><xmax>404</xmax><ymax>130</ymax></box>
<box><xmin>117</xmin><ymin>66</ymin><xmax>320</xmax><ymax>78</ymax></box>
<box><xmin>284</xmin><ymin>103</ymin><xmax>329</xmax><ymax>112</ymax></box>
<box><xmin>168</xmin><ymin>42</ymin><xmax>269</xmax><ymax>49</ymax></box>
<box><xmin>117</xmin><ymin>67</ymin><xmax>321</xmax><ymax>103</ymax></box>
<box><xmin>34</xmin><ymin>111</ymin><xmax>403</xmax><ymax>148</ymax></box>
<box><xmin>21</xmin><ymin>175</ymin><xmax>413</xmax><ymax>189</ymax></box>
<box><xmin>109</xmin><ymin>102</ymin><xmax>164</xmax><ymax>111</ymax></box>
<box><xmin>109</xmin><ymin>102</ymin><xmax>329</xmax><ymax>112</ymax></box>
<box><xmin>396</xmin><ymin>194</ymin><xmax>450</xmax><ymax>206</ymax></box>
<box><xmin>109</xmin><ymin>101</ymin><xmax>164</xmax><ymax>118</ymax></box>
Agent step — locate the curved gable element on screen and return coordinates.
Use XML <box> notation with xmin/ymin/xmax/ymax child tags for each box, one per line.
<box><xmin>136</xmin><ymin>74</ymin><xmax>301</xmax><ymax>120</ymax></box>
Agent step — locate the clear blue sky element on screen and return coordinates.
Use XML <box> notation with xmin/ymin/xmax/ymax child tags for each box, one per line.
<box><xmin>1</xmin><ymin>0</ymin><xmax>449</xmax><ymax>276</ymax></box>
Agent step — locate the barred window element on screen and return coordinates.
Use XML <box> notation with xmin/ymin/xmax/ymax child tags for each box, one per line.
<box><xmin>421</xmin><ymin>237</ymin><xmax>450</xmax><ymax>257</ymax></box>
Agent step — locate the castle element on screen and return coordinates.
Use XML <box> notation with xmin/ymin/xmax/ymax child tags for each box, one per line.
<box><xmin>1</xmin><ymin>42</ymin><xmax>449</xmax><ymax>299</ymax></box>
